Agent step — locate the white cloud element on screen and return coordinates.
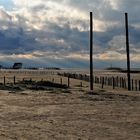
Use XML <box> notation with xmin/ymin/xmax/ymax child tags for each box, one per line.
<box><xmin>12</xmin><ymin>0</ymin><xmax>43</xmax><ymax>7</ymax></box>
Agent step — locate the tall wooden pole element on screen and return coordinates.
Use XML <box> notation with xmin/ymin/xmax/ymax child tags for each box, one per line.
<box><xmin>125</xmin><ymin>13</ymin><xmax>131</xmax><ymax>91</ymax></box>
<box><xmin>90</xmin><ymin>12</ymin><xmax>93</xmax><ymax>90</ymax></box>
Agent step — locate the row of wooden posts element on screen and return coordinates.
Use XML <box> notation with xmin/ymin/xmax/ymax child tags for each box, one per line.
<box><xmin>93</xmin><ymin>76</ymin><xmax>140</xmax><ymax>91</ymax></box>
<box><xmin>2</xmin><ymin>75</ymin><xmax>140</xmax><ymax>91</ymax></box>
<box><xmin>59</xmin><ymin>73</ymin><xmax>140</xmax><ymax>91</ymax></box>
<box><xmin>94</xmin><ymin>76</ymin><xmax>140</xmax><ymax>91</ymax></box>
<box><xmin>3</xmin><ymin>76</ymin><xmax>16</xmax><ymax>85</ymax></box>
<box><xmin>1</xmin><ymin>76</ymin><xmax>81</xmax><ymax>88</ymax></box>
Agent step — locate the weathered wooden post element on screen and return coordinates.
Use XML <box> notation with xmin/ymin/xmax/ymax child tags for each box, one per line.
<box><xmin>131</xmin><ymin>79</ymin><xmax>134</xmax><ymax>91</ymax></box>
<box><xmin>120</xmin><ymin>77</ymin><xmax>122</xmax><ymax>88</ymax></box>
<box><xmin>135</xmin><ymin>80</ymin><xmax>137</xmax><ymax>91</ymax></box>
<box><xmin>139</xmin><ymin>80</ymin><xmax>140</xmax><ymax>91</ymax></box>
<box><xmin>90</xmin><ymin>12</ymin><xmax>93</xmax><ymax>91</ymax></box>
<box><xmin>80</xmin><ymin>82</ymin><xmax>83</xmax><ymax>87</ymax></box>
<box><xmin>101</xmin><ymin>77</ymin><xmax>104</xmax><ymax>89</ymax></box>
<box><xmin>125</xmin><ymin>13</ymin><xmax>131</xmax><ymax>91</ymax></box>
<box><xmin>4</xmin><ymin>76</ymin><xmax>5</xmax><ymax>86</ymax></box>
<box><xmin>60</xmin><ymin>78</ymin><xmax>62</xmax><ymax>85</ymax></box>
<box><xmin>13</xmin><ymin>76</ymin><xmax>16</xmax><ymax>85</ymax></box>
<box><xmin>116</xmin><ymin>76</ymin><xmax>119</xmax><ymax>87</ymax></box>
<box><xmin>68</xmin><ymin>77</ymin><xmax>70</xmax><ymax>87</ymax></box>
<box><xmin>124</xmin><ymin>78</ymin><xmax>127</xmax><ymax>89</ymax></box>
<box><xmin>112</xmin><ymin>77</ymin><xmax>115</xmax><ymax>89</ymax></box>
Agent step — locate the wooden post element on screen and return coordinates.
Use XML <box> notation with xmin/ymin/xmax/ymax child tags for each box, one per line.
<box><xmin>14</xmin><ymin>76</ymin><xmax>16</xmax><ymax>85</ymax></box>
<box><xmin>124</xmin><ymin>78</ymin><xmax>127</xmax><ymax>89</ymax></box>
<box><xmin>113</xmin><ymin>77</ymin><xmax>115</xmax><ymax>89</ymax></box>
<box><xmin>80</xmin><ymin>82</ymin><xmax>82</xmax><ymax>87</ymax></box>
<box><xmin>4</xmin><ymin>76</ymin><xmax>5</xmax><ymax>86</ymax></box>
<box><xmin>135</xmin><ymin>80</ymin><xmax>137</xmax><ymax>91</ymax></box>
<box><xmin>120</xmin><ymin>77</ymin><xmax>122</xmax><ymax>88</ymax></box>
<box><xmin>116</xmin><ymin>76</ymin><xmax>119</xmax><ymax>87</ymax></box>
<box><xmin>108</xmin><ymin>77</ymin><xmax>109</xmax><ymax>86</ymax></box>
<box><xmin>139</xmin><ymin>80</ymin><xmax>140</xmax><ymax>91</ymax></box>
<box><xmin>60</xmin><ymin>78</ymin><xmax>62</xmax><ymax>85</ymax></box>
<box><xmin>68</xmin><ymin>77</ymin><xmax>70</xmax><ymax>87</ymax></box>
<box><xmin>125</xmin><ymin>13</ymin><xmax>131</xmax><ymax>91</ymax></box>
<box><xmin>122</xmin><ymin>78</ymin><xmax>124</xmax><ymax>88</ymax></box>
<box><xmin>131</xmin><ymin>79</ymin><xmax>134</xmax><ymax>91</ymax></box>
<box><xmin>90</xmin><ymin>12</ymin><xmax>93</xmax><ymax>91</ymax></box>
<box><xmin>101</xmin><ymin>77</ymin><xmax>104</xmax><ymax>89</ymax></box>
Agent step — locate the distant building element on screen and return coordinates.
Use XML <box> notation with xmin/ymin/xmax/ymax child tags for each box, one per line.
<box><xmin>13</xmin><ymin>63</ymin><xmax>23</xmax><ymax>69</ymax></box>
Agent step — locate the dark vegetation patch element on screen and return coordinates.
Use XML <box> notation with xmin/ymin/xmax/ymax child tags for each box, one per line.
<box><xmin>0</xmin><ymin>80</ymin><xmax>68</xmax><ymax>91</ymax></box>
<box><xmin>0</xmin><ymin>85</ymin><xmax>23</xmax><ymax>92</ymax></box>
<box><xmin>36</xmin><ymin>81</ymin><xmax>67</xmax><ymax>88</ymax></box>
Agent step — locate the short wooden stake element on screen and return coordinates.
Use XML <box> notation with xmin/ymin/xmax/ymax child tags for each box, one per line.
<box><xmin>113</xmin><ymin>77</ymin><xmax>115</xmax><ymax>89</ymax></box>
<box><xmin>101</xmin><ymin>77</ymin><xmax>104</xmax><ymax>89</ymax></box>
<box><xmin>80</xmin><ymin>82</ymin><xmax>82</xmax><ymax>87</ymax></box>
<box><xmin>4</xmin><ymin>76</ymin><xmax>5</xmax><ymax>86</ymax></box>
<box><xmin>68</xmin><ymin>77</ymin><xmax>70</xmax><ymax>87</ymax></box>
<box><xmin>14</xmin><ymin>76</ymin><xmax>16</xmax><ymax>84</ymax></box>
<box><xmin>135</xmin><ymin>80</ymin><xmax>137</xmax><ymax>91</ymax></box>
<box><xmin>60</xmin><ymin>78</ymin><xmax>62</xmax><ymax>85</ymax></box>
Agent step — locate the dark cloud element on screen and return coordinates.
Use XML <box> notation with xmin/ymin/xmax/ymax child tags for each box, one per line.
<box><xmin>0</xmin><ymin>0</ymin><xmax>139</xmax><ymax>68</ymax></box>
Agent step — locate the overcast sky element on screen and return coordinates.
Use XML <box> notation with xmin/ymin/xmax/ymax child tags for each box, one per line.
<box><xmin>0</xmin><ymin>0</ymin><xmax>140</xmax><ymax>68</ymax></box>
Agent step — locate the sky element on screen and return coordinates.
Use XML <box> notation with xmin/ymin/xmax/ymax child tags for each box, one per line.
<box><xmin>0</xmin><ymin>0</ymin><xmax>140</xmax><ymax>68</ymax></box>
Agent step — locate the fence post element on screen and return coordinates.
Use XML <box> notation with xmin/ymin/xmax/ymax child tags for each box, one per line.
<box><xmin>80</xmin><ymin>82</ymin><xmax>82</xmax><ymax>87</ymax></box>
<box><xmin>116</xmin><ymin>76</ymin><xmax>119</xmax><ymax>87</ymax></box>
<box><xmin>68</xmin><ymin>77</ymin><xmax>70</xmax><ymax>87</ymax></box>
<box><xmin>109</xmin><ymin>77</ymin><xmax>111</xmax><ymax>86</ymax></box>
<box><xmin>120</xmin><ymin>77</ymin><xmax>122</xmax><ymax>88</ymax></box>
<box><xmin>99</xmin><ymin>77</ymin><xmax>101</xmax><ymax>84</ymax></box>
<box><xmin>124</xmin><ymin>78</ymin><xmax>127</xmax><ymax>89</ymax></box>
<box><xmin>135</xmin><ymin>80</ymin><xmax>137</xmax><ymax>91</ymax></box>
<box><xmin>107</xmin><ymin>77</ymin><xmax>109</xmax><ymax>86</ymax></box>
<box><xmin>139</xmin><ymin>80</ymin><xmax>140</xmax><ymax>91</ymax></box>
<box><xmin>113</xmin><ymin>77</ymin><xmax>115</xmax><ymax>89</ymax></box>
<box><xmin>122</xmin><ymin>78</ymin><xmax>124</xmax><ymax>88</ymax></box>
<box><xmin>60</xmin><ymin>78</ymin><xmax>62</xmax><ymax>85</ymax></box>
<box><xmin>98</xmin><ymin>77</ymin><xmax>99</xmax><ymax>84</ymax></box>
<box><xmin>101</xmin><ymin>77</ymin><xmax>104</xmax><ymax>89</ymax></box>
<box><xmin>131</xmin><ymin>79</ymin><xmax>134</xmax><ymax>91</ymax></box>
<box><xmin>14</xmin><ymin>76</ymin><xmax>16</xmax><ymax>85</ymax></box>
<box><xmin>4</xmin><ymin>76</ymin><xmax>5</xmax><ymax>86</ymax></box>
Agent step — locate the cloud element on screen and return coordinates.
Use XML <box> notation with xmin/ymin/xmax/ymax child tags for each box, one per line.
<box><xmin>0</xmin><ymin>0</ymin><xmax>139</xmax><ymax>68</ymax></box>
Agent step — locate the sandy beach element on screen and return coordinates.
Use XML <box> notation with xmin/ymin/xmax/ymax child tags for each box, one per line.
<box><xmin>0</xmin><ymin>70</ymin><xmax>139</xmax><ymax>139</ymax></box>
<box><xmin>0</xmin><ymin>80</ymin><xmax>140</xmax><ymax>140</ymax></box>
